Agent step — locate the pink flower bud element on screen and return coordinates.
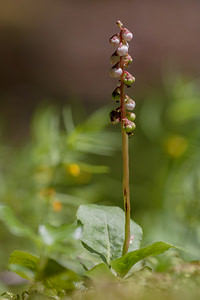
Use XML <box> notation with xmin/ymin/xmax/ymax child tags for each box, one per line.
<box><xmin>123</xmin><ymin>71</ymin><xmax>135</xmax><ymax>86</ymax></box>
<box><xmin>125</xmin><ymin>96</ymin><xmax>136</xmax><ymax>111</ymax></box>
<box><xmin>124</xmin><ymin>54</ymin><xmax>133</xmax><ymax>66</ymax></box>
<box><xmin>109</xmin><ymin>34</ymin><xmax>120</xmax><ymax>47</ymax></box>
<box><xmin>122</xmin><ymin>28</ymin><xmax>133</xmax><ymax>41</ymax></box>
<box><xmin>117</xmin><ymin>43</ymin><xmax>128</xmax><ymax>56</ymax></box>
<box><xmin>110</xmin><ymin>51</ymin><xmax>120</xmax><ymax>65</ymax></box>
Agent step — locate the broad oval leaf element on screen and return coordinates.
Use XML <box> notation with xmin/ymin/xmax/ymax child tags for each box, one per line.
<box><xmin>111</xmin><ymin>241</ymin><xmax>175</xmax><ymax>278</ymax></box>
<box><xmin>85</xmin><ymin>263</ymin><xmax>116</xmax><ymax>281</ymax></box>
<box><xmin>77</xmin><ymin>204</ymin><xmax>143</xmax><ymax>265</ymax></box>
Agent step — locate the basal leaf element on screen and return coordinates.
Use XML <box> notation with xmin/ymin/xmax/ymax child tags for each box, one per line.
<box><xmin>77</xmin><ymin>204</ymin><xmax>143</xmax><ymax>265</ymax></box>
<box><xmin>85</xmin><ymin>263</ymin><xmax>116</xmax><ymax>280</ymax></box>
<box><xmin>111</xmin><ymin>241</ymin><xmax>175</xmax><ymax>278</ymax></box>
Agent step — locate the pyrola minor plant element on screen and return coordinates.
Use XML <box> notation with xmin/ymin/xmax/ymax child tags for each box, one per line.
<box><xmin>109</xmin><ymin>20</ymin><xmax>135</xmax><ymax>255</ymax></box>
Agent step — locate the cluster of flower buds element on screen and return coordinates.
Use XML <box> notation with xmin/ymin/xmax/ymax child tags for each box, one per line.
<box><xmin>109</xmin><ymin>21</ymin><xmax>136</xmax><ymax>136</ymax></box>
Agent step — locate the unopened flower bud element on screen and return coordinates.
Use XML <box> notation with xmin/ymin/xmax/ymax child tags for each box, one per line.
<box><xmin>117</xmin><ymin>43</ymin><xmax>128</xmax><ymax>56</ymax></box>
<box><xmin>112</xmin><ymin>87</ymin><xmax>121</xmax><ymax>101</ymax></box>
<box><xmin>109</xmin><ymin>62</ymin><xmax>123</xmax><ymax>78</ymax></box>
<box><xmin>127</xmin><ymin>112</ymin><xmax>136</xmax><ymax>122</ymax></box>
<box><xmin>110</xmin><ymin>109</ymin><xmax>121</xmax><ymax>124</ymax></box>
<box><xmin>110</xmin><ymin>51</ymin><xmax>120</xmax><ymax>65</ymax></box>
<box><xmin>109</xmin><ymin>34</ymin><xmax>120</xmax><ymax>47</ymax></box>
<box><xmin>123</xmin><ymin>71</ymin><xmax>135</xmax><ymax>86</ymax></box>
<box><xmin>122</xmin><ymin>28</ymin><xmax>133</xmax><ymax>41</ymax></box>
<box><xmin>116</xmin><ymin>20</ymin><xmax>123</xmax><ymax>28</ymax></box>
<box><xmin>124</xmin><ymin>54</ymin><xmax>133</xmax><ymax>66</ymax></box>
<box><xmin>123</xmin><ymin>118</ymin><xmax>136</xmax><ymax>133</ymax></box>
<box><xmin>125</xmin><ymin>96</ymin><xmax>136</xmax><ymax>111</ymax></box>
<box><xmin>109</xmin><ymin>68</ymin><xmax>122</xmax><ymax>78</ymax></box>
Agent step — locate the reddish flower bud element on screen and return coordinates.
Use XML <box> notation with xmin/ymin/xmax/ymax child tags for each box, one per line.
<box><xmin>124</xmin><ymin>54</ymin><xmax>133</xmax><ymax>66</ymax></box>
<box><xmin>122</xmin><ymin>28</ymin><xmax>133</xmax><ymax>41</ymax></box>
<box><xmin>123</xmin><ymin>71</ymin><xmax>135</xmax><ymax>86</ymax></box>
<box><xmin>109</xmin><ymin>34</ymin><xmax>120</xmax><ymax>47</ymax></box>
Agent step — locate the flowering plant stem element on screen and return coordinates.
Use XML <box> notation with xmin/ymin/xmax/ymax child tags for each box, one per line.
<box><xmin>120</xmin><ymin>54</ymin><xmax>131</xmax><ymax>256</ymax></box>
<box><xmin>109</xmin><ymin>20</ymin><xmax>135</xmax><ymax>256</ymax></box>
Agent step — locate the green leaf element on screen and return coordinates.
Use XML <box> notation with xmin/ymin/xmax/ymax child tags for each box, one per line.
<box><xmin>85</xmin><ymin>263</ymin><xmax>116</xmax><ymax>280</ymax></box>
<box><xmin>9</xmin><ymin>250</ymin><xmax>79</xmax><ymax>289</ymax></box>
<box><xmin>9</xmin><ymin>250</ymin><xmax>39</xmax><ymax>281</ymax></box>
<box><xmin>111</xmin><ymin>241</ymin><xmax>175</xmax><ymax>278</ymax></box>
<box><xmin>0</xmin><ymin>204</ymin><xmax>37</xmax><ymax>242</ymax></box>
<box><xmin>77</xmin><ymin>204</ymin><xmax>143</xmax><ymax>265</ymax></box>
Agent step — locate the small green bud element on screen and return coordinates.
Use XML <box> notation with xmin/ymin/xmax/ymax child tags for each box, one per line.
<box><xmin>127</xmin><ymin>112</ymin><xmax>136</xmax><ymax>122</ymax></box>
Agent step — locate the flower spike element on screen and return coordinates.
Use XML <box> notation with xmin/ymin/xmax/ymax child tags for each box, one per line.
<box><xmin>109</xmin><ymin>21</ymin><xmax>135</xmax><ymax>256</ymax></box>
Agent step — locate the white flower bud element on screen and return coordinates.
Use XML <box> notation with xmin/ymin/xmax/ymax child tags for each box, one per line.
<box><xmin>117</xmin><ymin>43</ymin><xmax>128</xmax><ymax>56</ymax></box>
<box><xmin>109</xmin><ymin>34</ymin><xmax>120</xmax><ymax>47</ymax></box>
<box><xmin>125</xmin><ymin>96</ymin><xmax>136</xmax><ymax>111</ymax></box>
<box><xmin>122</xmin><ymin>29</ymin><xmax>133</xmax><ymax>41</ymax></box>
<box><xmin>109</xmin><ymin>67</ymin><xmax>122</xmax><ymax>78</ymax></box>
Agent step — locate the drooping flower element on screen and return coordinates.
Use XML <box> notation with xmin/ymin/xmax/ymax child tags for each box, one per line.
<box><xmin>122</xmin><ymin>28</ymin><xmax>133</xmax><ymax>41</ymax></box>
<box><xmin>117</xmin><ymin>43</ymin><xmax>129</xmax><ymax>56</ymax></box>
<box><xmin>109</xmin><ymin>34</ymin><xmax>120</xmax><ymax>47</ymax></box>
<box><xmin>125</xmin><ymin>96</ymin><xmax>136</xmax><ymax>111</ymax></box>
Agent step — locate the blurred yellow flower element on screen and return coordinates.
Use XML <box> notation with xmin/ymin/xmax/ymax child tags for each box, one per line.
<box><xmin>165</xmin><ymin>135</ymin><xmax>188</xmax><ymax>158</ymax></box>
<box><xmin>67</xmin><ymin>163</ymin><xmax>81</xmax><ymax>177</ymax></box>
<box><xmin>52</xmin><ymin>200</ymin><xmax>62</xmax><ymax>212</ymax></box>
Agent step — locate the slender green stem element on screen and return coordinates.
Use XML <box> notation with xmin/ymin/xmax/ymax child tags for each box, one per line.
<box><xmin>119</xmin><ymin>36</ymin><xmax>131</xmax><ymax>256</ymax></box>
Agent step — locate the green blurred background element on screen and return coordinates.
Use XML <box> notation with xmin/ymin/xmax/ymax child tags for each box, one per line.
<box><xmin>0</xmin><ymin>0</ymin><xmax>200</xmax><ymax>284</ymax></box>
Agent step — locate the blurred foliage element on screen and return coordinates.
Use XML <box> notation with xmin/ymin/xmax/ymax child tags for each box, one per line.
<box><xmin>0</xmin><ymin>105</ymin><xmax>119</xmax><ymax>271</ymax></box>
<box><xmin>0</xmin><ymin>73</ymin><xmax>200</xmax><ymax>296</ymax></box>
<box><xmin>137</xmin><ymin>73</ymin><xmax>200</xmax><ymax>259</ymax></box>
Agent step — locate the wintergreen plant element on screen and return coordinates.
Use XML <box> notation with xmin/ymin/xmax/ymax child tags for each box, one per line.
<box><xmin>75</xmin><ymin>21</ymin><xmax>176</xmax><ymax>281</ymax></box>
<box><xmin>109</xmin><ymin>20</ymin><xmax>135</xmax><ymax>255</ymax></box>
